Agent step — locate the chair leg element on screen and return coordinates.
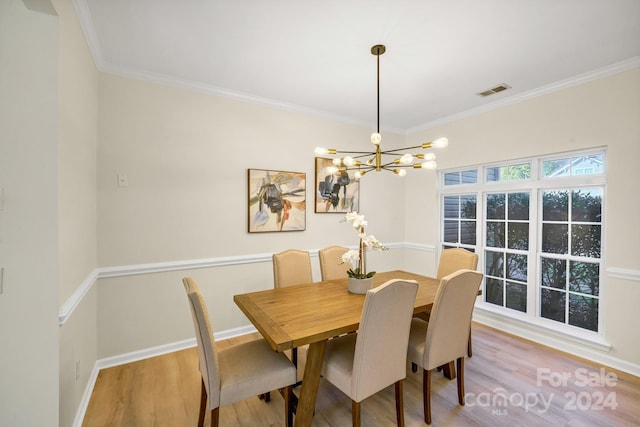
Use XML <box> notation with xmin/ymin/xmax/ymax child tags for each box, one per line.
<box><xmin>394</xmin><ymin>380</ymin><xmax>405</xmax><ymax>427</ymax></box>
<box><xmin>467</xmin><ymin>327</ymin><xmax>473</xmax><ymax>357</ymax></box>
<box><xmin>210</xmin><ymin>407</ymin><xmax>219</xmax><ymax>427</ymax></box>
<box><xmin>423</xmin><ymin>369</ymin><xmax>432</xmax><ymax>425</ymax></box>
<box><xmin>282</xmin><ymin>385</ymin><xmax>293</xmax><ymax>427</ymax></box>
<box><xmin>457</xmin><ymin>357</ymin><xmax>465</xmax><ymax>405</ymax></box>
<box><xmin>351</xmin><ymin>400</ymin><xmax>361</xmax><ymax>427</ymax></box>
<box><xmin>198</xmin><ymin>379</ymin><xmax>207</xmax><ymax>427</ymax></box>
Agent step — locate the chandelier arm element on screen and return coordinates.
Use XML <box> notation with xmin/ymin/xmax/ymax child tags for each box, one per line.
<box><xmin>333</xmin><ymin>150</ymin><xmax>377</xmax><ymax>155</ymax></box>
<box><xmin>379</xmin><ymin>144</ymin><xmax>427</xmax><ymax>154</ymax></box>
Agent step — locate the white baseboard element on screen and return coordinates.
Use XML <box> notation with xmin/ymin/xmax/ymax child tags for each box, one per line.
<box><xmin>73</xmin><ymin>324</ymin><xmax>257</xmax><ymax>427</ymax></box>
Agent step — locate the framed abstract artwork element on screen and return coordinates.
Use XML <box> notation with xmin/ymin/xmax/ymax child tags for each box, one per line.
<box><xmin>247</xmin><ymin>169</ymin><xmax>306</xmax><ymax>233</ymax></box>
<box><xmin>314</xmin><ymin>157</ymin><xmax>360</xmax><ymax>213</ymax></box>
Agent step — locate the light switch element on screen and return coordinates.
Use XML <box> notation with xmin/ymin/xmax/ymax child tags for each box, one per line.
<box><xmin>117</xmin><ymin>173</ymin><xmax>128</xmax><ymax>187</ymax></box>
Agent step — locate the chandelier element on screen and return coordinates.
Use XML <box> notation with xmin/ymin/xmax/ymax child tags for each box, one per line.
<box><xmin>314</xmin><ymin>44</ymin><xmax>448</xmax><ymax>178</ymax></box>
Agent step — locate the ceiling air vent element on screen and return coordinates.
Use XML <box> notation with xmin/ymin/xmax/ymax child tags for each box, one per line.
<box><xmin>478</xmin><ymin>83</ymin><xmax>511</xmax><ymax>97</ymax></box>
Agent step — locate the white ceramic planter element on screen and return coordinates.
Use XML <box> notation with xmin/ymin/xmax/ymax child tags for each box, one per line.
<box><xmin>347</xmin><ymin>277</ymin><xmax>373</xmax><ymax>294</ymax></box>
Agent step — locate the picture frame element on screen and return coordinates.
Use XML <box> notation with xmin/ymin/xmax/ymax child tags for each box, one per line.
<box><xmin>247</xmin><ymin>168</ymin><xmax>306</xmax><ymax>233</ymax></box>
<box><xmin>314</xmin><ymin>157</ymin><xmax>360</xmax><ymax>213</ymax></box>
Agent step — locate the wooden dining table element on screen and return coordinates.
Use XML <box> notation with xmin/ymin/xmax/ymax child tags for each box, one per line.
<box><xmin>233</xmin><ymin>269</ymin><xmax>440</xmax><ymax>427</ymax></box>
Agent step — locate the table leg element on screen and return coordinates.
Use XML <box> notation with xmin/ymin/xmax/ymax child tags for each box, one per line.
<box><xmin>294</xmin><ymin>340</ymin><xmax>327</xmax><ymax>427</ymax></box>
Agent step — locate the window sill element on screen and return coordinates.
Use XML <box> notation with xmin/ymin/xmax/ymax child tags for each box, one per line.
<box><xmin>473</xmin><ymin>302</ymin><xmax>611</xmax><ymax>352</ymax></box>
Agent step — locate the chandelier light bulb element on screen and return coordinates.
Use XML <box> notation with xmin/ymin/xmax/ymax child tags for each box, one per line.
<box><xmin>433</xmin><ymin>137</ymin><xmax>449</xmax><ymax>148</ymax></box>
<box><xmin>332</xmin><ymin>158</ymin><xmax>342</xmax><ymax>165</ymax></box>
<box><xmin>343</xmin><ymin>156</ymin><xmax>355</xmax><ymax>166</ymax></box>
<box><xmin>354</xmin><ymin>171</ymin><xmax>362</xmax><ymax>179</ymax></box>
<box><xmin>400</xmin><ymin>153</ymin><xmax>413</xmax><ymax>165</ymax></box>
<box><xmin>424</xmin><ymin>152</ymin><xmax>436</xmax><ymax>161</ymax></box>
<box><xmin>326</xmin><ymin>165</ymin><xmax>339</xmax><ymax>174</ymax></box>
<box><xmin>394</xmin><ymin>168</ymin><xmax>407</xmax><ymax>176</ymax></box>
<box><xmin>422</xmin><ymin>160</ymin><xmax>437</xmax><ymax>169</ymax></box>
<box><xmin>315</xmin><ymin>147</ymin><xmax>328</xmax><ymax>155</ymax></box>
<box><xmin>371</xmin><ymin>132</ymin><xmax>382</xmax><ymax>145</ymax></box>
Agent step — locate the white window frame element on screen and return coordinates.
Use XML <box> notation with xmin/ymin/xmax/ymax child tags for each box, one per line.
<box><xmin>439</xmin><ymin>148</ymin><xmax>606</xmax><ymax>341</ymax></box>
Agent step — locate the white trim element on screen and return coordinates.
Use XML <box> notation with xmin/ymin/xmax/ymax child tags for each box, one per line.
<box><xmin>58</xmin><ymin>246</ymin><xmax>640</xmax><ymax>326</ymax></box>
<box><xmin>607</xmin><ymin>267</ymin><xmax>640</xmax><ymax>281</ymax></box>
<box><xmin>473</xmin><ymin>308</ymin><xmax>640</xmax><ymax>377</ymax></box>
<box><xmin>58</xmin><ymin>269</ymin><xmax>98</xmax><ymax>325</ymax></box>
<box><xmin>72</xmin><ymin>359</ymin><xmax>100</xmax><ymax>427</ymax></box>
<box><xmin>408</xmin><ymin>57</ymin><xmax>640</xmax><ymax>134</ymax></box>
<box><xmin>72</xmin><ymin>325</ymin><xmax>256</xmax><ymax>427</ymax></box>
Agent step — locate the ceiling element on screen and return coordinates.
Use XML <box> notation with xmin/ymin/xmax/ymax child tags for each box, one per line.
<box><xmin>75</xmin><ymin>0</ymin><xmax>640</xmax><ymax>133</ymax></box>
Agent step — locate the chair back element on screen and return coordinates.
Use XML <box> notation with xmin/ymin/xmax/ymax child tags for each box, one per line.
<box><xmin>272</xmin><ymin>249</ymin><xmax>313</xmax><ymax>288</ymax></box>
<box><xmin>182</xmin><ymin>277</ymin><xmax>221</xmax><ymax>407</ymax></box>
<box><xmin>423</xmin><ymin>270</ymin><xmax>483</xmax><ymax>370</ymax></box>
<box><xmin>436</xmin><ymin>248</ymin><xmax>479</xmax><ymax>279</ymax></box>
<box><xmin>351</xmin><ymin>279</ymin><xmax>418</xmax><ymax>402</ymax></box>
<box><xmin>318</xmin><ymin>245</ymin><xmax>350</xmax><ymax>281</ymax></box>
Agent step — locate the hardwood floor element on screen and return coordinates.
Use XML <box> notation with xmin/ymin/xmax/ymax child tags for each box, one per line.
<box><xmin>83</xmin><ymin>323</ymin><xmax>640</xmax><ymax>426</ymax></box>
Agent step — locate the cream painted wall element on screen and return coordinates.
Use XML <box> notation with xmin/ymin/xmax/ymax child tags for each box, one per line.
<box><xmin>96</xmin><ymin>73</ymin><xmax>408</xmax><ymax>357</ymax></box>
<box><xmin>405</xmin><ymin>69</ymin><xmax>640</xmax><ymax>366</ymax></box>
<box><xmin>0</xmin><ymin>1</ymin><xmax>60</xmax><ymax>425</ymax></box>
<box><xmin>54</xmin><ymin>0</ymin><xmax>99</xmax><ymax>425</ymax></box>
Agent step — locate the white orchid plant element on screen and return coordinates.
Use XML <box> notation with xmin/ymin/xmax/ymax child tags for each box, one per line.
<box><xmin>340</xmin><ymin>212</ymin><xmax>388</xmax><ymax>279</ymax></box>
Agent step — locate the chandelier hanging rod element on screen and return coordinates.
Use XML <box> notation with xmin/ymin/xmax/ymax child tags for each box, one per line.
<box><xmin>314</xmin><ymin>44</ymin><xmax>448</xmax><ymax>178</ymax></box>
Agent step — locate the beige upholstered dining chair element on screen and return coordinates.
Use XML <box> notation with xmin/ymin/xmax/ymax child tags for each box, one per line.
<box><xmin>318</xmin><ymin>245</ymin><xmax>350</xmax><ymax>281</ymax></box>
<box><xmin>182</xmin><ymin>277</ymin><xmax>296</xmax><ymax>427</ymax></box>
<box><xmin>417</xmin><ymin>247</ymin><xmax>479</xmax><ymax>357</ymax></box>
<box><xmin>321</xmin><ymin>279</ymin><xmax>419</xmax><ymax>427</ymax></box>
<box><xmin>272</xmin><ymin>249</ymin><xmax>313</xmax><ymax>378</ymax></box>
<box><xmin>272</xmin><ymin>249</ymin><xmax>313</xmax><ymax>288</ymax></box>
<box><xmin>406</xmin><ymin>270</ymin><xmax>483</xmax><ymax>425</ymax></box>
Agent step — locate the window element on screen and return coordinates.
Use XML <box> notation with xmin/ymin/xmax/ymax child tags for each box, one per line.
<box><xmin>484</xmin><ymin>192</ymin><xmax>530</xmax><ymax>313</ymax></box>
<box><xmin>440</xmin><ymin>149</ymin><xmax>605</xmax><ymax>336</ymax></box>
<box><xmin>442</xmin><ymin>194</ymin><xmax>477</xmax><ymax>250</ymax></box>
<box><xmin>539</xmin><ymin>188</ymin><xmax>602</xmax><ymax>331</ymax></box>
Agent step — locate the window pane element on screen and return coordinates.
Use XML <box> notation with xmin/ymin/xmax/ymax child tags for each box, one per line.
<box><xmin>541</xmin><ymin>257</ymin><xmax>566</xmax><ymax>290</ymax></box>
<box><xmin>485</xmin><ymin>251</ymin><xmax>504</xmax><ymax>278</ymax></box>
<box><xmin>487</xmin><ymin>163</ymin><xmax>531</xmax><ymax>182</ymax></box>
<box><xmin>508</xmin><ymin>222</ymin><xmax>529</xmax><ymax>250</ymax></box>
<box><xmin>487</xmin><ymin>222</ymin><xmax>505</xmax><ymax>248</ymax></box>
<box><xmin>569</xmin><ymin>294</ymin><xmax>598</xmax><ymax>331</ymax></box>
<box><xmin>541</xmin><ymin>288</ymin><xmax>566</xmax><ymax>323</ymax></box>
<box><xmin>506</xmin><ymin>282</ymin><xmax>527</xmax><ymax>312</ymax></box>
<box><xmin>460</xmin><ymin>220</ymin><xmax>476</xmax><ymax>245</ymax></box>
<box><xmin>543</xmin><ymin>190</ymin><xmax>569</xmax><ymax>221</ymax></box>
<box><xmin>443</xmin><ymin>196</ymin><xmax>459</xmax><ymax>218</ymax></box>
<box><xmin>571</xmin><ymin>225</ymin><xmax>601</xmax><ymax>258</ymax></box>
<box><xmin>571</xmin><ymin>155</ymin><xmax>604</xmax><ymax>176</ymax></box>
<box><xmin>444</xmin><ymin>172</ymin><xmax>460</xmax><ymax>186</ymax></box>
<box><xmin>460</xmin><ymin>195</ymin><xmax>477</xmax><ymax>219</ymax></box>
<box><xmin>542</xmin><ymin>224</ymin><xmax>568</xmax><ymax>254</ymax></box>
<box><xmin>486</xmin><ymin>278</ymin><xmax>503</xmax><ymax>306</ymax></box>
<box><xmin>444</xmin><ymin>220</ymin><xmax>459</xmax><ymax>243</ymax></box>
<box><xmin>543</xmin><ymin>158</ymin><xmax>570</xmax><ymax>177</ymax></box>
<box><xmin>461</xmin><ymin>170</ymin><xmax>478</xmax><ymax>184</ymax></box>
<box><xmin>506</xmin><ymin>253</ymin><xmax>527</xmax><ymax>282</ymax></box>
<box><xmin>487</xmin><ymin>194</ymin><xmax>505</xmax><ymax>219</ymax></box>
<box><xmin>508</xmin><ymin>192</ymin><xmax>530</xmax><ymax>220</ymax></box>
<box><xmin>569</xmin><ymin>261</ymin><xmax>599</xmax><ymax>296</ymax></box>
<box><xmin>571</xmin><ymin>189</ymin><xmax>602</xmax><ymax>222</ymax></box>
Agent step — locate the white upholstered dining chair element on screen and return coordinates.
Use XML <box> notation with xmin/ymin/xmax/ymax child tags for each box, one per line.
<box><xmin>318</xmin><ymin>245</ymin><xmax>350</xmax><ymax>281</ymax></box>
<box><xmin>182</xmin><ymin>277</ymin><xmax>296</xmax><ymax>427</ymax></box>
<box><xmin>406</xmin><ymin>269</ymin><xmax>483</xmax><ymax>424</ymax></box>
<box><xmin>321</xmin><ymin>279</ymin><xmax>419</xmax><ymax>427</ymax></box>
